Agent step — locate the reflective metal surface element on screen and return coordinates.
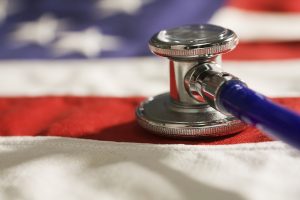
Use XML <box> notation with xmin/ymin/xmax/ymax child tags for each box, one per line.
<box><xmin>188</xmin><ymin>64</ymin><xmax>242</xmax><ymax>113</ymax></box>
<box><xmin>169</xmin><ymin>60</ymin><xmax>201</xmax><ymax>105</ymax></box>
<box><xmin>149</xmin><ymin>24</ymin><xmax>238</xmax><ymax>59</ymax></box>
<box><xmin>184</xmin><ymin>61</ymin><xmax>222</xmax><ymax>103</ymax></box>
<box><xmin>170</xmin><ymin>56</ymin><xmax>223</xmax><ymax>105</ymax></box>
<box><xmin>136</xmin><ymin>24</ymin><xmax>246</xmax><ymax>138</ymax></box>
<box><xmin>136</xmin><ymin>93</ymin><xmax>245</xmax><ymax>138</ymax></box>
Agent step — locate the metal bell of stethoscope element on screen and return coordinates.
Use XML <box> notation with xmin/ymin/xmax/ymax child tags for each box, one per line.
<box><xmin>136</xmin><ymin>24</ymin><xmax>300</xmax><ymax>149</ymax></box>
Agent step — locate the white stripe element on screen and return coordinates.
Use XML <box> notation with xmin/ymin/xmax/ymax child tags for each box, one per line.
<box><xmin>210</xmin><ymin>7</ymin><xmax>300</xmax><ymax>41</ymax></box>
<box><xmin>0</xmin><ymin>58</ymin><xmax>299</xmax><ymax>97</ymax></box>
<box><xmin>224</xmin><ymin>59</ymin><xmax>300</xmax><ymax>97</ymax></box>
<box><xmin>0</xmin><ymin>58</ymin><xmax>169</xmax><ymax>97</ymax></box>
<box><xmin>0</xmin><ymin>136</ymin><xmax>299</xmax><ymax>200</ymax></box>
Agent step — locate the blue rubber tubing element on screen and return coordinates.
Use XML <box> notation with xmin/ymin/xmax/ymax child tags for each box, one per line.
<box><xmin>219</xmin><ymin>80</ymin><xmax>300</xmax><ymax>149</ymax></box>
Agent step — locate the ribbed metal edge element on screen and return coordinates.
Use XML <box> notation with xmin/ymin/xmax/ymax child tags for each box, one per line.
<box><xmin>136</xmin><ymin>109</ymin><xmax>247</xmax><ymax>138</ymax></box>
<box><xmin>149</xmin><ymin>38</ymin><xmax>238</xmax><ymax>58</ymax></box>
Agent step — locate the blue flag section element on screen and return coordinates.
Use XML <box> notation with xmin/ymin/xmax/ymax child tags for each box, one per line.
<box><xmin>0</xmin><ymin>0</ymin><xmax>224</xmax><ymax>59</ymax></box>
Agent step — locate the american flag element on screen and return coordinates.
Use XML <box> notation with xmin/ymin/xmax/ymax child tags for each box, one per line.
<box><xmin>0</xmin><ymin>0</ymin><xmax>300</xmax><ymax>199</ymax></box>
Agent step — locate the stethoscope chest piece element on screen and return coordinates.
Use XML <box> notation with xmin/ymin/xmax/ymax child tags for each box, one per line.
<box><xmin>136</xmin><ymin>93</ymin><xmax>245</xmax><ymax>138</ymax></box>
<box><xmin>136</xmin><ymin>24</ymin><xmax>246</xmax><ymax>138</ymax></box>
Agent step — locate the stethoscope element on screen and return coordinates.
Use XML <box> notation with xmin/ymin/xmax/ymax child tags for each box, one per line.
<box><xmin>136</xmin><ymin>24</ymin><xmax>300</xmax><ymax>149</ymax></box>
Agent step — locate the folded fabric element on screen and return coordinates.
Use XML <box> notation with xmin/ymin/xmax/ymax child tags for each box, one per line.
<box><xmin>1</xmin><ymin>137</ymin><xmax>299</xmax><ymax>200</ymax></box>
<box><xmin>1</xmin><ymin>96</ymin><xmax>299</xmax><ymax>144</ymax></box>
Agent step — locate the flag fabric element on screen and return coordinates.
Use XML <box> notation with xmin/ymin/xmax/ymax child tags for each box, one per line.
<box><xmin>0</xmin><ymin>0</ymin><xmax>300</xmax><ymax>199</ymax></box>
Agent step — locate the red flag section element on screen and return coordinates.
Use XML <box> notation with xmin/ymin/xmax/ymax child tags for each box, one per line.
<box><xmin>224</xmin><ymin>42</ymin><xmax>300</xmax><ymax>60</ymax></box>
<box><xmin>0</xmin><ymin>96</ymin><xmax>299</xmax><ymax>145</ymax></box>
<box><xmin>228</xmin><ymin>0</ymin><xmax>300</xmax><ymax>13</ymax></box>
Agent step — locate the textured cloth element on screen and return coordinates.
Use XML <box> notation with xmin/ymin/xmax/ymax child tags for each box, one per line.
<box><xmin>1</xmin><ymin>0</ymin><xmax>300</xmax><ymax>199</ymax></box>
<box><xmin>0</xmin><ymin>96</ymin><xmax>300</xmax><ymax>144</ymax></box>
<box><xmin>0</xmin><ymin>137</ymin><xmax>299</xmax><ymax>200</ymax></box>
<box><xmin>0</xmin><ymin>57</ymin><xmax>300</xmax><ymax>199</ymax></box>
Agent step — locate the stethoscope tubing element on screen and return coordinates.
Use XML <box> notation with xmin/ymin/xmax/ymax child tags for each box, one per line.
<box><xmin>219</xmin><ymin>80</ymin><xmax>300</xmax><ymax>149</ymax></box>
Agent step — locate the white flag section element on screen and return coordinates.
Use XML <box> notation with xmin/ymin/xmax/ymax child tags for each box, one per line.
<box><xmin>210</xmin><ymin>7</ymin><xmax>300</xmax><ymax>41</ymax></box>
<box><xmin>0</xmin><ymin>58</ymin><xmax>300</xmax><ymax>97</ymax></box>
<box><xmin>0</xmin><ymin>57</ymin><xmax>300</xmax><ymax>199</ymax></box>
<box><xmin>0</xmin><ymin>137</ymin><xmax>299</xmax><ymax>200</ymax></box>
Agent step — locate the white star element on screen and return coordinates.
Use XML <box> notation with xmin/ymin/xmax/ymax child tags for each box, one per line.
<box><xmin>10</xmin><ymin>14</ymin><xmax>66</xmax><ymax>46</ymax></box>
<box><xmin>52</xmin><ymin>27</ymin><xmax>122</xmax><ymax>58</ymax></box>
<box><xmin>0</xmin><ymin>0</ymin><xmax>21</xmax><ymax>23</ymax></box>
<box><xmin>0</xmin><ymin>0</ymin><xmax>9</xmax><ymax>23</ymax></box>
<box><xmin>97</xmin><ymin>0</ymin><xmax>153</xmax><ymax>17</ymax></box>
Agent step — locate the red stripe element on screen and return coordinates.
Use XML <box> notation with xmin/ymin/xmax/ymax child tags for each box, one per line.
<box><xmin>1</xmin><ymin>96</ymin><xmax>299</xmax><ymax>145</ymax></box>
<box><xmin>169</xmin><ymin>60</ymin><xmax>179</xmax><ymax>100</ymax></box>
<box><xmin>224</xmin><ymin>42</ymin><xmax>300</xmax><ymax>60</ymax></box>
<box><xmin>228</xmin><ymin>0</ymin><xmax>300</xmax><ymax>13</ymax></box>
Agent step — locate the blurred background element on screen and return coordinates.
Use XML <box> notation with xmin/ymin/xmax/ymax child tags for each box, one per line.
<box><xmin>0</xmin><ymin>0</ymin><xmax>298</xmax><ymax>60</ymax></box>
<box><xmin>0</xmin><ymin>0</ymin><xmax>300</xmax><ymax>97</ymax></box>
<box><xmin>0</xmin><ymin>2</ymin><xmax>299</xmax><ymax>199</ymax></box>
<box><xmin>0</xmin><ymin>0</ymin><xmax>223</xmax><ymax>59</ymax></box>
